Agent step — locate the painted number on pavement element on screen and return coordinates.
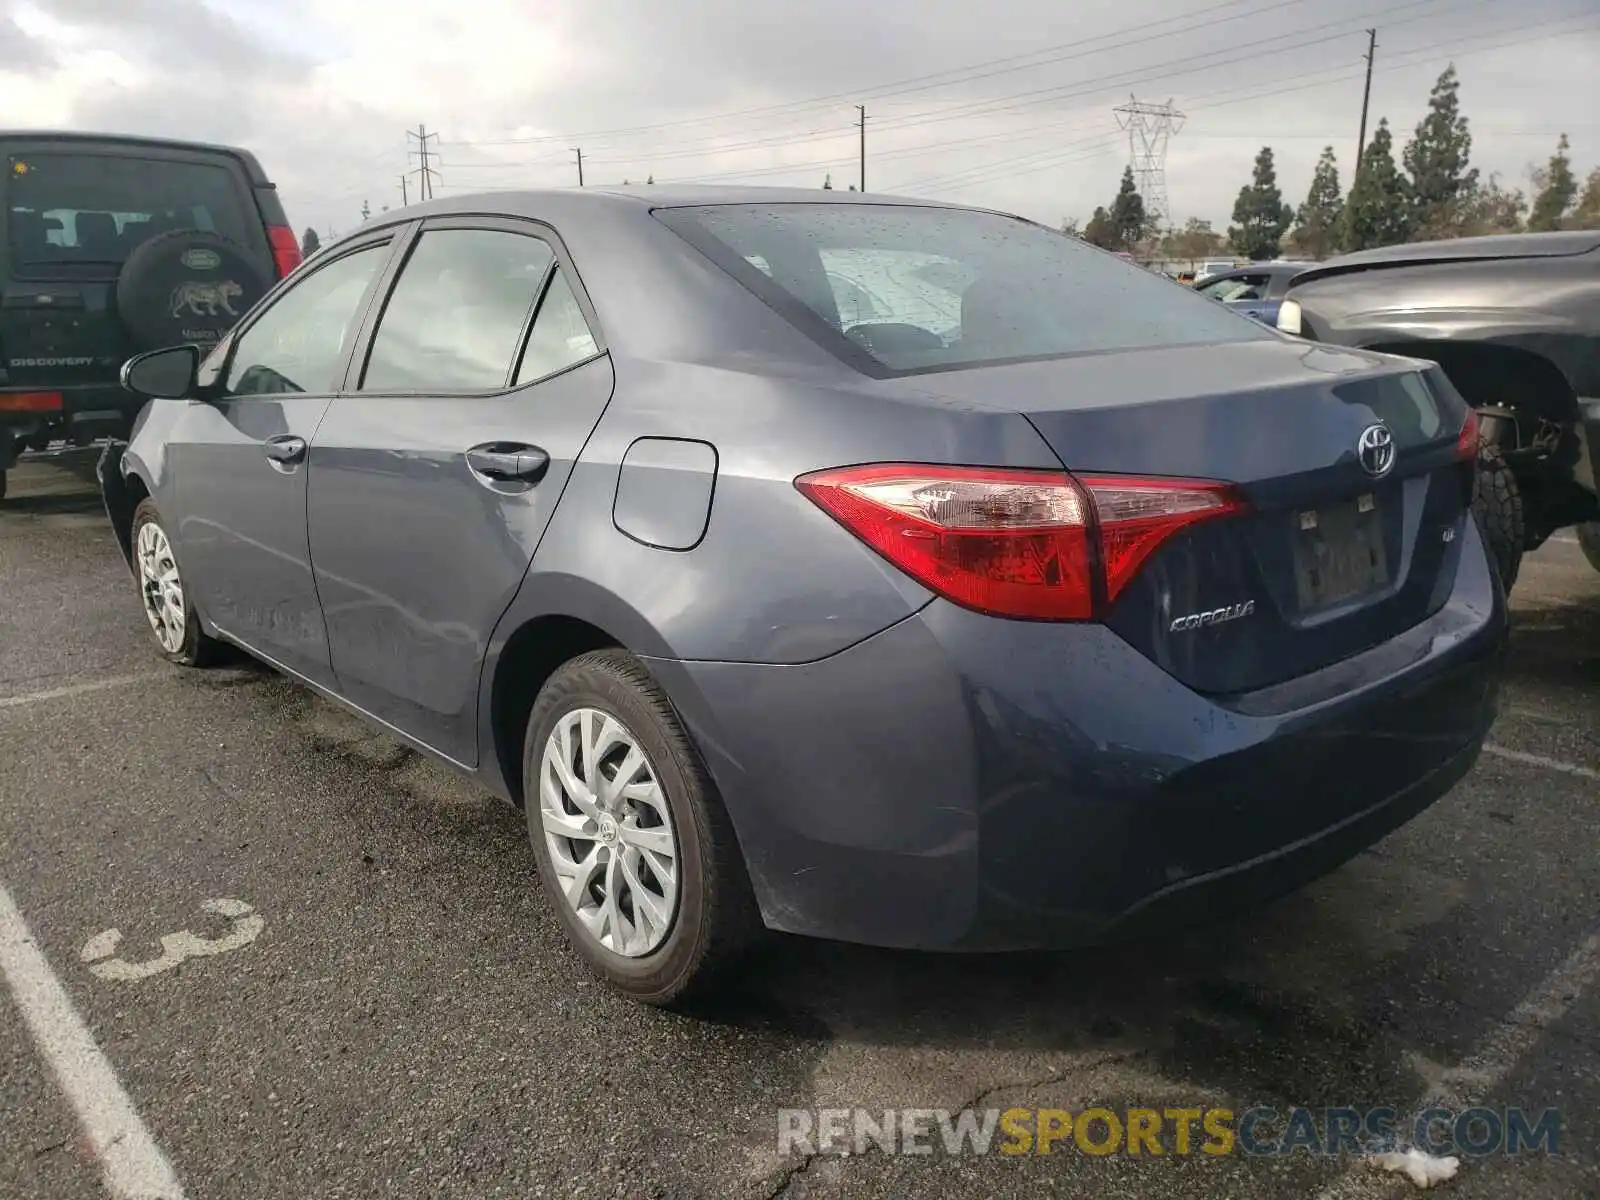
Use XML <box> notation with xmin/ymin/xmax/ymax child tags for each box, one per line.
<box><xmin>80</xmin><ymin>898</ymin><xmax>265</xmax><ymax>981</ymax></box>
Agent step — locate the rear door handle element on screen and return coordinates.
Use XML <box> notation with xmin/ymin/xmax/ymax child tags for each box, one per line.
<box><xmin>263</xmin><ymin>435</ymin><xmax>307</xmax><ymax>465</ymax></box>
<box><xmin>465</xmin><ymin>442</ymin><xmax>551</xmax><ymax>484</ymax></box>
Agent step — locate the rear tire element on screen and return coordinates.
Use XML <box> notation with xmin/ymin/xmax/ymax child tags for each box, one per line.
<box><xmin>130</xmin><ymin>499</ymin><xmax>223</xmax><ymax>667</ymax></box>
<box><xmin>522</xmin><ymin>649</ymin><xmax>761</xmax><ymax>1006</ymax></box>
<box><xmin>1578</xmin><ymin>521</ymin><xmax>1600</xmax><ymax>575</ymax></box>
<box><xmin>1471</xmin><ymin>442</ymin><xmax>1524</xmax><ymax>594</ymax></box>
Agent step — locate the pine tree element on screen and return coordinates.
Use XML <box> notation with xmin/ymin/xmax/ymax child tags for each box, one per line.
<box><xmin>1342</xmin><ymin>120</ymin><xmax>1411</xmax><ymax>250</ymax></box>
<box><xmin>1108</xmin><ymin>167</ymin><xmax>1148</xmax><ymax>251</ymax></box>
<box><xmin>1292</xmin><ymin>147</ymin><xmax>1344</xmax><ymax>259</ymax></box>
<box><xmin>1403</xmin><ymin>64</ymin><xmax>1479</xmax><ymax>238</ymax></box>
<box><xmin>1083</xmin><ymin>206</ymin><xmax>1117</xmax><ymax>250</ymax></box>
<box><xmin>1528</xmin><ymin>134</ymin><xmax>1577</xmax><ymax>231</ymax></box>
<box><xmin>1571</xmin><ymin>167</ymin><xmax>1600</xmax><ymax>229</ymax></box>
<box><xmin>300</xmin><ymin>227</ymin><xmax>321</xmax><ymax>258</ymax></box>
<box><xmin>1227</xmin><ymin>146</ymin><xmax>1293</xmax><ymax>260</ymax></box>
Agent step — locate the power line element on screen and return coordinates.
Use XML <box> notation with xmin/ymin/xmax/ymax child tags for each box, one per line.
<box><xmin>907</xmin><ymin>15</ymin><xmax>1599</xmax><ymax>200</ymax></box>
<box><xmin>439</xmin><ymin>0</ymin><xmax>1323</xmax><ymax>149</ymax></box>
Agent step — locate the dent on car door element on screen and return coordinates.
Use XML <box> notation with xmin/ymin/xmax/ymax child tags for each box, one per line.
<box><xmin>170</xmin><ymin>237</ymin><xmax>393</xmax><ymax>684</ymax></box>
<box><xmin>307</xmin><ymin>220</ymin><xmax>613</xmax><ymax>764</ymax></box>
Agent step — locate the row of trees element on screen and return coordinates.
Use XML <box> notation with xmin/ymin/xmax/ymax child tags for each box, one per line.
<box><xmin>1073</xmin><ymin>64</ymin><xmax>1600</xmax><ymax>261</ymax></box>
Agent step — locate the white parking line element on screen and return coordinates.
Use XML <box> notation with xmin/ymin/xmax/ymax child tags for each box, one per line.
<box><xmin>0</xmin><ymin>882</ymin><xmax>186</xmax><ymax>1199</ymax></box>
<box><xmin>1547</xmin><ymin>533</ymin><xmax>1578</xmax><ymax>545</ymax></box>
<box><xmin>1482</xmin><ymin>743</ymin><xmax>1599</xmax><ymax>782</ymax></box>
<box><xmin>0</xmin><ymin>674</ymin><xmax>159</xmax><ymax>710</ymax></box>
<box><xmin>1311</xmin><ymin>930</ymin><xmax>1600</xmax><ymax>1200</ymax></box>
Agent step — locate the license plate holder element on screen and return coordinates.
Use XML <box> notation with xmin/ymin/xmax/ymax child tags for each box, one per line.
<box><xmin>1291</xmin><ymin>493</ymin><xmax>1389</xmax><ymax>611</ymax></box>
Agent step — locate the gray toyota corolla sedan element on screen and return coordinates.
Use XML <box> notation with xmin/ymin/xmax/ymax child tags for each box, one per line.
<box><xmin>100</xmin><ymin>186</ymin><xmax>1507</xmax><ymax>1005</ymax></box>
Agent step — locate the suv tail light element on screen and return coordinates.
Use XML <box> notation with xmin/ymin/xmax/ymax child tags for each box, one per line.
<box><xmin>0</xmin><ymin>391</ymin><xmax>63</xmax><ymax>412</ymax></box>
<box><xmin>796</xmin><ymin>464</ymin><xmax>1247</xmax><ymax>621</ymax></box>
<box><xmin>266</xmin><ymin>225</ymin><xmax>302</xmax><ymax>279</ymax></box>
<box><xmin>1455</xmin><ymin>407</ymin><xmax>1480</xmax><ymax>460</ymax></box>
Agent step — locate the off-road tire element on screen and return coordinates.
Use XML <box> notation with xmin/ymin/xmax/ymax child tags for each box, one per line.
<box><xmin>1471</xmin><ymin>442</ymin><xmax>1524</xmax><ymax>594</ymax></box>
<box><xmin>130</xmin><ymin>498</ymin><xmax>224</xmax><ymax>667</ymax></box>
<box><xmin>522</xmin><ymin>649</ymin><xmax>761</xmax><ymax>1007</ymax></box>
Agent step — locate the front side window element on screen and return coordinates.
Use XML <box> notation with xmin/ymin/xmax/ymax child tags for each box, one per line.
<box><xmin>361</xmin><ymin>228</ymin><xmax>555</xmax><ymax>393</ymax></box>
<box><xmin>656</xmin><ymin>203</ymin><xmax>1270</xmax><ymax>375</ymax></box>
<box><xmin>223</xmin><ymin>242</ymin><xmax>388</xmax><ymax>396</ymax></box>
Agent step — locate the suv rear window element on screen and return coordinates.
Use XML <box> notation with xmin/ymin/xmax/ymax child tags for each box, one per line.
<box><xmin>655</xmin><ymin>203</ymin><xmax>1269</xmax><ymax>375</ymax></box>
<box><xmin>5</xmin><ymin>152</ymin><xmax>254</xmax><ymax>269</ymax></box>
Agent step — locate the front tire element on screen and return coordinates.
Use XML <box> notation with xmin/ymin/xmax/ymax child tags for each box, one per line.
<box><xmin>523</xmin><ymin>649</ymin><xmax>760</xmax><ymax>1006</ymax></box>
<box><xmin>1471</xmin><ymin>443</ymin><xmax>1524</xmax><ymax>594</ymax></box>
<box><xmin>131</xmin><ymin>498</ymin><xmax>222</xmax><ymax>667</ymax></box>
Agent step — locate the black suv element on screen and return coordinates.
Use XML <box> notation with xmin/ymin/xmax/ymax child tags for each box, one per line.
<box><xmin>1</xmin><ymin>131</ymin><xmax>301</xmax><ymax>499</ymax></box>
<box><xmin>1279</xmin><ymin>231</ymin><xmax>1600</xmax><ymax>591</ymax></box>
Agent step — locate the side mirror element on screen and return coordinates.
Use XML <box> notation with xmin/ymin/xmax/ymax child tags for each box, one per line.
<box><xmin>121</xmin><ymin>345</ymin><xmax>201</xmax><ymax>400</ymax></box>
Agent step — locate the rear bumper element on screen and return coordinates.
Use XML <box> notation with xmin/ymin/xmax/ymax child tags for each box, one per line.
<box><xmin>0</xmin><ymin>383</ymin><xmax>139</xmax><ymax>449</ymax></box>
<box><xmin>645</xmin><ymin>517</ymin><xmax>1508</xmax><ymax>952</ymax></box>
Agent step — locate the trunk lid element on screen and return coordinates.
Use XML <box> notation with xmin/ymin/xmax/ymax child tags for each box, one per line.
<box><xmin>898</xmin><ymin>339</ymin><xmax>1476</xmax><ymax>695</ymax></box>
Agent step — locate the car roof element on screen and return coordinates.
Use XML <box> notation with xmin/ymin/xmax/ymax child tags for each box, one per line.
<box><xmin>353</xmin><ymin>184</ymin><xmax>989</xmax><ymax>236</ymax></box>
<box><xmin>0</xmin><ymin>129</ymin><xmax>274</xmax><ymax>186</ymax></box>
<box><xmin>1293</xmin><ymin>229</ymin><xmax>1600</xmax><ymax>285</ymax></box>
<box><xmin>1206</xmin><ymin>262</ymin><xmax>1309</xmax><ymax>280</ymax></box>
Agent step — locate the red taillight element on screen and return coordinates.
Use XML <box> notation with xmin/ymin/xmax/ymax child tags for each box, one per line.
<box><xmin>266</xmin><ymin>225</ymin><xmax>302</xmax><ymax>279</ymax></box>
<box><xmin>795</xmin><ymin>464</ymin><xmax>1246</xmax><ymax>621</ymax></box>
<box><xmin>1456</xmin><ymin>408</ymin><xmax>1480</xmax><ymax>460</ymax></box>
<box><xmin>1079</xmin><ymin>475</ymin><xmax>1248</xmax><ymax>605</ymax></box>
<box><xmin>0</xmin><ymin>391</ymin><xmax>63</xmax><ymax>412</ymax></box>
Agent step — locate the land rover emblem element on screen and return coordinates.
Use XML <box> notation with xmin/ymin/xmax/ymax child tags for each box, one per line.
<box><xmin>181</xmin><ymin>248</ymin><xmax>222</xmax><ymax>271</ymax></box>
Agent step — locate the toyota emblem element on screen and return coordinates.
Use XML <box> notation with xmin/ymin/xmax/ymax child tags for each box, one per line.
<box><xmin>1357</xmin><ymin>423</ymin><xmax>1396</xmax><ymax>478</ymax></box>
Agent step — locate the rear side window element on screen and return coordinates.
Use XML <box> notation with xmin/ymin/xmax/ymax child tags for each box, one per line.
<box><xmin>657</xmin><ymin>203</ymin><xmax>1269</xmax><ymax>375</ymax></box>
<box><xmin>361</xmin><ymin>228</ymin><xmax>555</xmax><ymax>393</ymax></box>
<box><xmin>514</xmin><ymin>268</ymin><xmax>600</xmax><ymax>385</ymax></box>
<box><xmin>5</xmin><ymin>151</ymin><xmax>254</xmax><ymax>269</ymax></box>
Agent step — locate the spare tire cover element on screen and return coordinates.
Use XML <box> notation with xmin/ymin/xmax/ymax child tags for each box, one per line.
<box><xmin>115</xmin><ymin>229</ymin><xmax>274</xmax><ymax>352</ymax></box>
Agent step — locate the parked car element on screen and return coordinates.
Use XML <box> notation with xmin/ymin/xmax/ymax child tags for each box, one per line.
<box><xmin>1278</xmin><ymin>231</ymin><xmax>1600</xmax><ymax>590</ymax></box>
<box><xmin>101</xmin><ymin>187</ymin><xmax>1506</xmax><ymax>1005</ymax></box>
<box><xmin>1194</xmin><ymin>261</ymin><xmax>1313</xmax><ymax>325</ymax></box>
<box><xmin>0</xmin><ymin>130</ymin><xmax>301</xmax><ymax>500</ymax></box>
<box><xmin>1194</xmin><ymin>258</ymin><xmax>1238</xmax><ymax>282</ymax></box>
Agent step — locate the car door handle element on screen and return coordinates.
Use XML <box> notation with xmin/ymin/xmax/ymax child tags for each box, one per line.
<box><xmin>465</xmin><ymin>443</ymin><xmax>551</xmax><ymax>484</ymax></box>
<box><xmin>263</xmin><ymin>435</ymin><xmax>307</xmax><ymax>464</ymax></box>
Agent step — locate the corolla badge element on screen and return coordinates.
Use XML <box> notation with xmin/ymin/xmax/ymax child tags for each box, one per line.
<box><xmin>1169</xmin><ymin>600</ymin><xmax>1255</xmax><ymax>633</ymax></box>
<box><xmin>1357</xmin><ymin>422</ymin><xmax>1396</xmax><ymax>478</ymax></box>
<box><xmin>180</xmin><ymin>248</ymin><xmax>222</xmax><ymax>270</ymax></box>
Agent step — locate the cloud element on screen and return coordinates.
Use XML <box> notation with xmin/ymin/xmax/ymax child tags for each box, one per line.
<box><xmin>2</xmin><ymin>0</ymin><xmax>1596</xmax><ymax>237</ymax></box>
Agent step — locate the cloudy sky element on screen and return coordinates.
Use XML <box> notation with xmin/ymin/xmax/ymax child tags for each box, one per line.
<box><xmin>3</xmin><ymin>0</ymin><xmax>1596</xmax><ymax>239</ymax></box>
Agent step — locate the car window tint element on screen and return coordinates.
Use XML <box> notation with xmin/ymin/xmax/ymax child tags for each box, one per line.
<box><xmin>5</xmin><ymin>151</ymin><xmax>254</xmax><ymax>268</ymax></box>
<box><xmin>362</xmin><ymin>229</ymin><xmax>554</xmax><ymax>393</ymax></box>
<box><xmin>223</xmin><ymin>242</ymin><xmax>388</xmax><ymax>396</ymax></box>
<box><xmin>514</xmin><ymin>268</ymin><xmax>599</xmax><ymax>386</ymax></box>
<box><xmin>656</xmin><ymin>204</ymin><xmax>1269</xmax><ymax>374</ymax></box>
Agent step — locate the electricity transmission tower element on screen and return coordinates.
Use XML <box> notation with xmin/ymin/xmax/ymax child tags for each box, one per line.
<box><xmin>407</xmin><ymin>124</ymin><xmax>441</xmax><ymax>201</ymax></box>
<box><xmin>1113</xmin><ymin>96</ymin><xmax>1185</xmax><ymax>231</ymax></box>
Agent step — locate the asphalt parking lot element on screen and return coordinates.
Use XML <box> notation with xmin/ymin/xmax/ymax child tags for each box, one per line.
<box><xmin>2</xmin><ymin>455</ymin><xmax>1597</xmax><ymax>1200</ymax></box>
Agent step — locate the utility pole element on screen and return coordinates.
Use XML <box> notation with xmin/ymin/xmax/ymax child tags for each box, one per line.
<box><xmin>573</xmin><ymin>147</ymin><xmax>584</xmax><ymax>187</ymax></box>
<box><xmin>1356</xmin><ymin>29</ymin><xmax>1377</xmax><ymax>172</ymax></box>
<box><xmin>407</xmin><ymin>124</ymin><xmax>441</xmax><ymax>200</ymax></box>
<box><xmin>857</xmin><ymin>105</ymin><xmax>867</xmax><ymax>193</ymax></box>
<box><xmin>399</xmin><ymin>175</ymin><xmax>408</xmax><ymax>206</ymax></box>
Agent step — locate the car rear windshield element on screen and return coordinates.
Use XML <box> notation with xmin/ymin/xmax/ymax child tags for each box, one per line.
<box><xmin>5</xmin><ymin>151</ymin><xmax>254</xmax><ymax>269</ymax></box>
<box><xmin>654</xmin><ymin>202</ymin><xmax>1271</xmax><ymax>374</ymax></box>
